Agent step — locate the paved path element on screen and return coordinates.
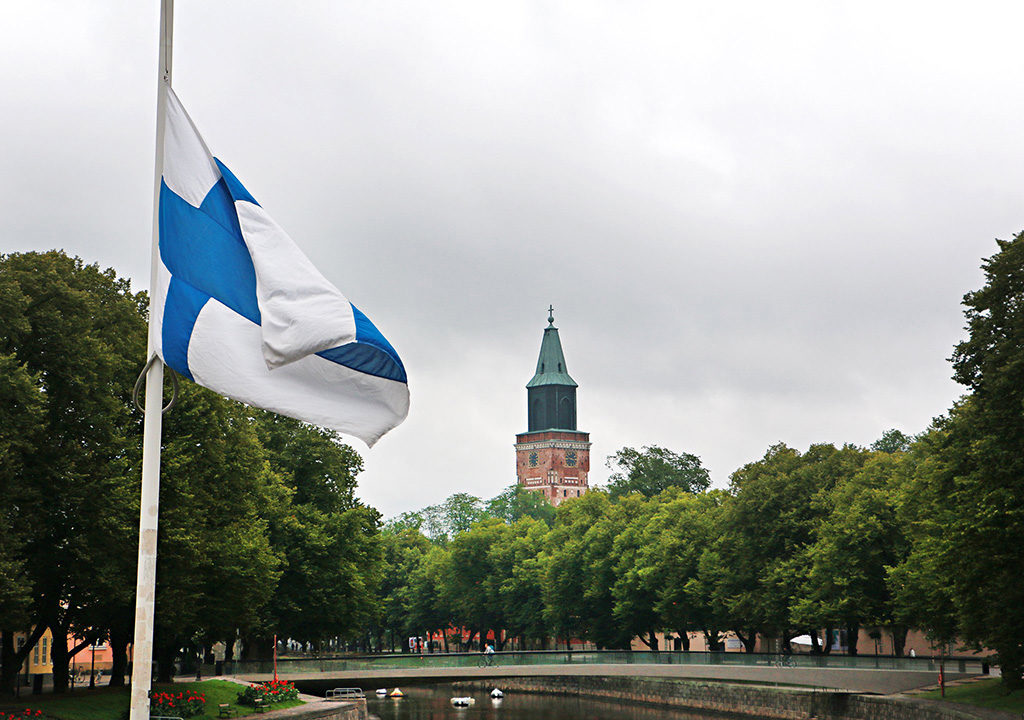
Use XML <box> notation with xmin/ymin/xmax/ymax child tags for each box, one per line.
<box><xmin>237</xmin><ymin>662</ymin><xmax>967</xmax><ymax>696</ymax></box>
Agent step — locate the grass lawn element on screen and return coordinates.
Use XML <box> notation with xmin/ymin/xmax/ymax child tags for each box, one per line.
<box><xmin>0</xmin><ymin>679</ymin><xmax>304</xmax><ymax>720</ymax></box>
<box><xmin>918</xmin><ymin>677</ymin><xmax>1024</xmax><ymax>713</ymax></box>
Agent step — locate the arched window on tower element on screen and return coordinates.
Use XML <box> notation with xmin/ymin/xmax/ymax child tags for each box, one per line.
<box><xmin>558</xmin><ymin>396</ymin><xmax>573</xmax><ymax>429</ymax></box>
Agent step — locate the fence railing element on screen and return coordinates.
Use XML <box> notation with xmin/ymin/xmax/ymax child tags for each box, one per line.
<box><xmin>214</xmin><ymin>649</ymin><xmax>988</xmax><ymax>676</ymax></box>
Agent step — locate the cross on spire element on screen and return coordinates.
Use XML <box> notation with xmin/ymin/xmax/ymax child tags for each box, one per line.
<box><xmin>548</xmin><ymin>305</ymin><xmax>555</xmax><ymax>326</ymax></box>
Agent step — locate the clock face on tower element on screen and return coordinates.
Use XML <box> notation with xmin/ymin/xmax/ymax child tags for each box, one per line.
<box><xmin>565</xmin><ymin>450</ymin><xmax>577</xmax><ymax>467</ymax></box>
<box><xmin>529</xmin><ymin>451</ymin><xmax>539</xmax><ymax>467</ymax></box>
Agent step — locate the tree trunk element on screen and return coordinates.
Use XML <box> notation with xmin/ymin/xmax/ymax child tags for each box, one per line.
<box><xmin>675</xmin><ymin>630</ymin><xmax>691</xmax><ymax>652</ymax></box>
<box><xmin>703</xmin><ymin>628</ymin><xmax>722</xmax><ymax>651</ymax></box>
<box><xmin>242</xmin><ymin>635</ymin><xmax>274</xmax><ymax>662</ymax></box>
<box><xmin>649</xmin><ymin>630</ymin><xmax>659</xmax><ymax>652</ymax></box>
<box><xmin>997</xmin><ymin>643</ymin><xmax>1024</xmax><ymax>690</ymax></box>
<box><xmin>809</xmin><ymin>629</ymin><xmax>821</xmax><ymax>655</ymax></box>
<box><xmin>49</xmin><ymin>623</ymin><xmax>70</xmax><ymax>693</ymax></box>
<box><xmin>890</xmin><ymin>625</ymin><xmax>908</xmax><ymax>657</ymax></box>
<box><xmin>0</xmin><ymin>624</ymin><xmax>47</xmax><ymax>694</ymax></box>
<box><xmin>461</xmin><ymin>629</ymin><xmax>478</xmax><ymax>653</ymax></box>
<box><xmin>108</xmin><ymin>626</ymin><xmax>130</xmax><ymax>687</ymax></box>
<box><xmin>734</xmin><ymin>629</ymin><xmax>758</xmax><ymax>653</ymax></box>
<box><xmin>845</xmin><ymin>624</ymin><xmax>859</xmax><ymax>656</ymax></box>
<box><xmin>0</xmin><ymin>631</ymin><xmax>16</xmax><ymax>695</ymax></box>
<box><xmin>155</xmin><ymin>642</ymin><xmax>177</xmax><ymax>683</ymax></box>
<box><xmin>822</xmin><ymin>627</ymin><xmax>834</xmax><ymax>656</ymax></box>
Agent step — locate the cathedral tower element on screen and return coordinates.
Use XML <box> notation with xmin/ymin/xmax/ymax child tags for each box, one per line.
<box><xmin>515</xmin><ymin>307</ymin><xmax>591</xmax><ymax>505</ymax></box>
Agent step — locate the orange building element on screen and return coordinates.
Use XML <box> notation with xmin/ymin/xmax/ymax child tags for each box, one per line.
<box><xmin>12</xmin><ymin>627</ymin><xmax>117</xmax><ymax>686</ymax></box>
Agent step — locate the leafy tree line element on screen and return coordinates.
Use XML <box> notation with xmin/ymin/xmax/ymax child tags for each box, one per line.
<box><xmin>367</xmin><ymin>233</ymin><xmax>1024</xmax><ymax>690</ymax></box>
<box><xmin>368</xmin><ymin>441</ymin><xmax>904</xmax><ymax>656</ymax></box>
<box><xmin>6</xmin><ymin>229</ymin><xmax>1024</xmax><ymax>693</ymax></box>
<box><xmin>0</xmin><ymin>251</ymin><xmax>382</xmax><ymax>693</ymax></box>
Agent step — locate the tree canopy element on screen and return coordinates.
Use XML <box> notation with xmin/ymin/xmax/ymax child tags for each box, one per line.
<box><xmin>605</xmin><ymin>445</ymin><xmax>711</xmax><ymax>498</ymax></box>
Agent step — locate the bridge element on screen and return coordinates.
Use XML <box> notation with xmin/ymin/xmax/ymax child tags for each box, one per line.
<box><xmin>225</xmin><ymin>650</ymin><xmax>982</xmax><ymax>696</ymax></box>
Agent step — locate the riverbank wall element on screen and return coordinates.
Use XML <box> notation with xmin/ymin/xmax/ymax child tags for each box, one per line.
<box><xmin>455</xmin><ymin>676</ymin><xmax>992</xmax><ymax>720</ymax></box>
<box><xmin>262</xmin><ymin>698</ymin><xmax>366</xmax><ymax>720</ymax></box>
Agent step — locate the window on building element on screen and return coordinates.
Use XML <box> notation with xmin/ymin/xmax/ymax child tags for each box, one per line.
<box><xmin>41</xmin><ymin>637</ymin><xmax>48</xmax><ymax>665</ymax></box>
<box><xmin>33</xmin><ymin>643</ymin><xmax>39</xmax><ymax>666</ymax></box>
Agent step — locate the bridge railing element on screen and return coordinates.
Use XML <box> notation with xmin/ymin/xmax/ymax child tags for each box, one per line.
<box><xmin>220</xmin><ymin>649</ymin><xmax>987</xmax><ymax>676</ymax></box>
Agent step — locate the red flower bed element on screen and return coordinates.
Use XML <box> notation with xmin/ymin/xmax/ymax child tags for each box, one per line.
<box><xmin>150</xmin><ymin>689</ymin><xmax>206</xmax><ymax>718</ymax></box>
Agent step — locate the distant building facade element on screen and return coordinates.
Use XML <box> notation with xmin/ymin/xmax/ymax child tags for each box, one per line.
<box><xmin>514</xmin><ymin>308</ymin><xmax>591</xmax><ymax>505</ymax></box>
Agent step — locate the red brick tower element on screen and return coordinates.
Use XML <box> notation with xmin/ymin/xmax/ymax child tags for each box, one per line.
<box><xmin>515</xmin><ymin>307</ymin><xmax>591</xmax><ymax>506</ymax></box>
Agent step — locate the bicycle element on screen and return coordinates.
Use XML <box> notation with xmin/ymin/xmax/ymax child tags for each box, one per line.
<box><xmin>476</xmin><ymin>653</ymin><xmax>497</xmax><ymax>668</ymax></box>
<box><xmin>769</xmin><ymin>653</ymin><xmax>795</xmax><ymax>668</ymax></box>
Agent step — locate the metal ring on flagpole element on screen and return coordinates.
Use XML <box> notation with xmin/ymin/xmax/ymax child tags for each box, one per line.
<box><xmin>132</xmin><ymin>354</ymin><xmax>179</xmax><ymax>414</ymax></box>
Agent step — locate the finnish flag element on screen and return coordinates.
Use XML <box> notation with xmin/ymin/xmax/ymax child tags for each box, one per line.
<box><xmin>154</xmin><ymin>87</ymin><xmax>409</xmax><ymax>446</ymax></box>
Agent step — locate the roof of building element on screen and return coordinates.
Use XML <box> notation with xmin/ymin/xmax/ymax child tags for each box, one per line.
<box><xmin>526</xmin><ymin>308</ymin><xmax>578</xmax><ymax>388</ymax></box>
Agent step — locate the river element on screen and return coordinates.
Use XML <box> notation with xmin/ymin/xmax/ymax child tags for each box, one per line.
<box><xmin>365</xmin><ymin>684</ymin><xmax>758</xmax><ymax>719</ymax></box>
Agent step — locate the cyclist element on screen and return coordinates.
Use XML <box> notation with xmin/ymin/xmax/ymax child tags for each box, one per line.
<box><xmin>479</xmin><ymin>642</ymin><xmax>496</xmax><ymax>667</ymax></box>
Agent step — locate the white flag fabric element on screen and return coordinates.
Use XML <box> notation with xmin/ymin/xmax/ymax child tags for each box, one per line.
<box><xmin>155</xmin><ymin>87</ymin><xmax>409</xmax><ymax>446</ymax></box>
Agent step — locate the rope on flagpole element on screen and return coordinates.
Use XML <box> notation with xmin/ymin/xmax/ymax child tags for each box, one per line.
<box><xmin>132</xmin><ymin>354</ymin><xmax>179</xmax><ymax>413</ymax></box>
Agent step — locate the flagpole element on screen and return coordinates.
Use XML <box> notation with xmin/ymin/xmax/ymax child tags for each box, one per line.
<box><xmin>129</xmin><ymin>1</ymin><xmax>172</xmax><ymax>718</ymax></box>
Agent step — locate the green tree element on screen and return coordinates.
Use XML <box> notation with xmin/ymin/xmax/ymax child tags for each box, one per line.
<box><xmin>153</xmin><ymin>384</ymin><xmax>284</xmax><ymax>677</ymax></box>
<box><xmin>406</xmin><ymin>545</ymin><xmax>454</xmax><ymax>648</ymax></box>
<box><xmin>871</xmin><ymin>428</ymin><xmax>914</xmax><ymax>454</ymax></box>
<box><xmin>609</xmin><ymin>494</ymin><xmax>662</xmax><ymax>650</ymax></box>
<box><xmin>487</xmin><ymin>519</ymin><xmax>550</xmax><ymax>648</ymax></box>
<box><xmin>645</xmin><ymin>490</ymin><xmax>729</xmax><ymax>651</ymax></box>
<box><xmin>252</xmin><ymin>413</ymin><xmax>382</xmax><ymax>651</ymax></box>
<box><xmin>709</xmin><ymin>443</ymin><xmax>867</xmax><ymax>653</ymax></box>
<box><xmin>0</xmin><ymin>353</ymin><xmax>44</xmax><ymax>635</ymax></box>
<box><xmin>438</xmin><ymin>519</ymin><xmax>508</xmax><ymax>649</ymax></box>
<box><xmin>485</xmin><ymin>484</ymin><xmax>556</xmax><ymax>525</ymax></box>
<box><xmin>791</xmin><ymin>452</ymin><xmax>909</xmax><ymax>655</ymax></box>
<box><xmin>606</xmin><ymin>446</ymin><xmax>710</xmax><ymax>499</ymax></box>
<box><xmin>946</xmin><ymin>233</ymin><xmax>1024</xmax><ymax>686</ymax></box>
<box><xmin>377</xmin><ymin>527</ymin><xmax>432</xmax><ymax>651</ymax></box>
<box><xmin>886</xmin><ymin>419</ymin><xmax>961</xmax><ymax>655</ymax></box>
<box><xmin>416</xmin><ymin>493</ymin><xmax>486</xmax><ymax>542</ymax></box>
<box><xmin>543</xmin><ymin>490</ymin><xmax>613</xmax><ymax>647</ymax></box>
<box><xmin>0</xmin><ymin>251</ymin><xmax>146</xmax><ymax>692</ymax></box>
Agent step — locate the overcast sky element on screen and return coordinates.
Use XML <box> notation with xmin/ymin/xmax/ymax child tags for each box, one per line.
<box><xmin>4</xmin><ymin>2</ymin><xmax>1023</xmax><ymax>517</ymax></box>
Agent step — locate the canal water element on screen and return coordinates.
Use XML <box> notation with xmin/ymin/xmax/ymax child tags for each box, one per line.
<box><xmin>366</xmin><ymin>684</ymin><xmax>758</xmax><ymax>720</ymax></box>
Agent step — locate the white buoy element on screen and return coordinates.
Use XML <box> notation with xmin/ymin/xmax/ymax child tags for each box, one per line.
<box><xmin>375</xmin><ymin>688</ymin><xmax>387</xmax><ymax>696</ymax></box>
<box><xmin>389</xmin><ymin>688</ymin><xmax>405</xmax><ymax>697</ymax></box>
<box><xmin>490</xmin><ymin>688</ymin><xmax>504</xmax><ymax>699</ymax></box>
<box><xmin>450</xmin><ymin>696</ymin><xmax>475</xmax><ymax>707</ymax></box>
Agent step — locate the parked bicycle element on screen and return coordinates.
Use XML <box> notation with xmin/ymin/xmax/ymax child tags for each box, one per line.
<box><xmin>769</xmin><ymin>653</ymin><xmax>795</xmax><ymax>668</ymax></box>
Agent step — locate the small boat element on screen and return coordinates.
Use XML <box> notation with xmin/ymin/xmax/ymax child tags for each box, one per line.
<box><xmin>490</xmin><ymin>688</ymin><xmax>504</xmax><ymax>699</ymax></box>
<box><xmin>375</xmin><ymin>688</ymin><xmax>387</xmax><ymax>696</ymax></box>
<box><xmin>389</xmin><ymin>688</ymin><xmax>405</xmax><ymax>697</ymax></box>
<box><xmin>450</xmin><ymin>697</ymin><xmax>475</xmax><ymax>707</ymax></box>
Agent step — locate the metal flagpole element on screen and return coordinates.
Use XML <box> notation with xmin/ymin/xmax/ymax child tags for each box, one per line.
<box><xmin>129</xmin><ymin>1</ymin><xmax>173</xmax><ymax>718</ymax></box>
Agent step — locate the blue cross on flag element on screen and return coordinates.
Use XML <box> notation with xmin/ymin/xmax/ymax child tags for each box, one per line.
<box><xmin>154</xmin><ymin>87</ymin><xmax>409</xmax><ymax>446</ymax></box>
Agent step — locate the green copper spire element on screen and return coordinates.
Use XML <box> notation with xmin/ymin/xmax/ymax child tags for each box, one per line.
<box><xmin>527</xmin><ymin>306</ymin><xmax>577</xmax><ymax>389</ymax></box>
<box><xmin>526</xmin><ymin>306</ymin><xmax>578</xmax><ymax>431</ymax></box>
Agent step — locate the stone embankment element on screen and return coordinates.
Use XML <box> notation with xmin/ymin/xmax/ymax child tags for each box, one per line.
<box><xmin>455</xmin><ymin>676</ymin><xmax>1009</xmax><ymax>720</ymax></box>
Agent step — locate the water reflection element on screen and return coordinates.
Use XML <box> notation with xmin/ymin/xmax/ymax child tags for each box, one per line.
<box><xmin>366</xmin><ymin>684</ymin><xmax>758</xmax><ymax>720</ymax></box>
